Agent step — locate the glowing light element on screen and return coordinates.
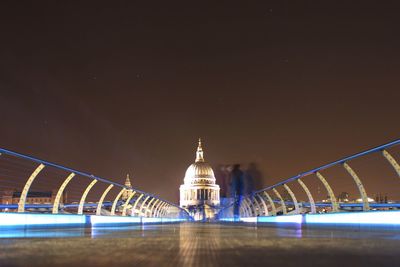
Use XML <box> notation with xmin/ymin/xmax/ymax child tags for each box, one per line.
<box><xmin>90</xmin><ymin>215</ymin><xmax>141</xmax><ymax>225</ymax></box>
<box><xmin>0</xmin><ymin>213</ymin><xmax>86</xmax><ymax>226</ymax></box>
<box><xmin>240</xmin><ymin>217</ymin><xmax>257</xmax><ymax>223</ymax></box>
<box><xmin>257</xmin><ymin>215</ymin><xmax>303</xmax><ymax>224</ymax></box>
<box><xmin>305</xmin><ymin>211</ymin><xmax>400</xmax><ymax>224</ymax></box>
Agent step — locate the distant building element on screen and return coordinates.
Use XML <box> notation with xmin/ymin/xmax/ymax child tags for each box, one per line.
<box><xmin>179</xmin><ymin>139</ymin><xmax>220</xmax><ymax>220</ymax></box>
<box><xmin>0</xmin><ymin>189</ymin><xmax>66</xmax><ymax>205</ymax></box>
<box><xmin>122</xmin><ymin>174</ymin><xmax>132</xmax><ymax>200</ymax></box>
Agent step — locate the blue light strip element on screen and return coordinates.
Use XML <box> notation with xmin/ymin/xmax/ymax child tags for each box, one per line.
<box><xmin>0</xmin><ymin>213</ymin><xmax>188</xmax><ymax>228</ymax></box>
<box><xmin>0</xmin><ymin>213</ymin><xmax>86</xmax><ymax>226</ymax></box>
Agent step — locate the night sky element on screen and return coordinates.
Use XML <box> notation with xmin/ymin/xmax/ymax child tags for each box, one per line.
<box><xmin>1</xmin><ymin>2</ymin><xmax>399</xmax><ymax>202</ymax></box>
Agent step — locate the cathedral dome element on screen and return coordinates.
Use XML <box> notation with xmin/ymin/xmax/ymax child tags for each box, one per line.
<box><xmin>183</xmin><ymin>139</ymin><xmax>216</xmax><ymax>185</ymax></box>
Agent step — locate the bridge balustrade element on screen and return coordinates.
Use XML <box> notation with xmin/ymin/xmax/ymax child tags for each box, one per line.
<box><xmin>0</xmin><ymin>148</ymin><xmax>190</xmax><ymax>220</ymax></box>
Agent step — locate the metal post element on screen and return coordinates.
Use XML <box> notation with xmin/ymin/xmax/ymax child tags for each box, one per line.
<box><xmin>78</xmin><ymin>179</ymin><xmax>98</xmax><ymax>215</ymax></box>
<box><xmin>96</xmin><ymin>184</ymin><xmax>114</xmax><ymax>215</ymax></box>
<box><xmin>343</xmin><ymin>162</ymin><xmax>370</xmax><ymax>211</ymax></box>
<box><xmin>18</xmin><ymin>164</ymin><xmax>45</xmax><ymax>212</ymax></box>
<box><xmin>52</xmin><ymin>172</ymin><xmax>75</xmax><ymax>214</ymax></box>
<box><xmin>315</xmin><ymin>172</ymin><xmax>338</xmax><ymax>212</ymax></box>
<box><xmin>297</xmin><ymin>178</ymin><xmax>316</xmax><ymax>214</ymax></box>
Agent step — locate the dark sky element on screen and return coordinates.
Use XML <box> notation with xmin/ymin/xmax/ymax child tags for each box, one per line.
<box><xmin>1</xmin><ymin>1</ymin><xmax>399</xmax><ymax>202</ymax></box>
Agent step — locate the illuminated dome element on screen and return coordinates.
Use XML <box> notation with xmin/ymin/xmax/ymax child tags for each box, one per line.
<box><xmin>183</xmin><ymin>140</ymin><xmax>216</xmax><ymax>185</ymax></box>
<box><xmin>179</xmin><ymin>139</ymin><xmax>220</xmax><ymax>215</ymax></box>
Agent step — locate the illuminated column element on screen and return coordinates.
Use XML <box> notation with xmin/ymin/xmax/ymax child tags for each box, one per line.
<box><xmin>138</xmin><ymin>196</ymin><xmax>150</xmax><ymax>216</ymax></box>
<box><xmin>283</xmin><ymin>184</ymin><xmax>299</xmax><ymax>214</ymax></box>
<box><xmin>382</xmin><ymin>150</ymin><xmax>400</xmax><ymax>178</ymax></box>
<box><xmin>263</xmin><ymin>191</ymin><xmax>277</xmax><ymax>216</ymax></box>
<box><xmin>52</xmin><ymin>173</ymin><xmax>75</xmax><ymax>214</ymax></box>
<box><xmin>78</xmin><ymin>179</ymin><xmax>98</xmax><ymax>215</ymax></box>
<box><xmin>256</xmin><ymin>194</ymin><xmax>269</xmax><ymax>216</ymax></box>
<box><xmin>96</xmin><ymin>184</ymin><xmax>114</xmax><ymax>216</ymax></box>
<box><xmin>149</xmin><ymin>199</ymin><xmax>160</xmax><ymax>217</ymax></box>
<box><xmin>111</xmin><ymin>188</ymin><xmax>126</xmax><ymax>215</ymax></box>
<box><xmin>18</xmin><ymin>164</ymin><xmax>45</xmax><ymax>212</ymax></box>
<box><xmin>131</xmin><ymin>193</ymin><xmax>144</xmax><ymax>216</ymax></box>
<box><xmin>297</xmin><ymin>178</ymin><xmax>316</xmax><ymax>214</ymax></box>
<box><xmin>343</xmin><ymin>162</ymin><xmax>370</xmax><ymax>211</ymax></box>
<box><xmin>272</xmin><ymin>188</ymin><xmax>287</xmax><ymax>215</ymax></box>
<box><xmin>316</xmin><ymin>172</ymin><xmax>338</xmax><ymax>212</ymax></box>
<box><xmin>121</xmin><ymin>190</ymin><xmax>136</xmax><ymax>216</ymax></box>
<box><xmin>144</xmin><ymin>198</ymin><xmax>155</xmax><ymax>217</ymax></box>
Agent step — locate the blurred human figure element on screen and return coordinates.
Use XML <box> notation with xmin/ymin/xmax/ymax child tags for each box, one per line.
<box><xmin>244</xmin><ymin>162</ymin><xmax>263</xmax><ymax>195</ymax></box>
<box><xmin>230</xmin><ymin>164</ymin><xmax>244</xmax><ymax>219</ymax></box>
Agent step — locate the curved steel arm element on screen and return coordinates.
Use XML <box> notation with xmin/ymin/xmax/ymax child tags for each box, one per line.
<box><xmin>131</xmin><ymin>193</ymin><xmax>144</xmax><ymax>216</ymax></box>
<box><xmin>241</xmin><ymin>198</ymin><xmax>252</xmax><ymax>217</ymax></box>
<box><xmin>382</xmin><ymin>150</ymin><xmax>400</xmax><ymax>178</ymax></box>
<box><xmin>138</xmin><ymin>196</ymin><xmax>150</xmax><ymax>216</ymax></box>
<box><xmin>53</xmin><ymin>172</ymin><xmax>75</xmax><ymax>214</ymax></box>
<box><xmin>283</xmin><ymin>184</ymin><xmax>299</xmax><ymax>214</ymax></box>
<box><xmin>252</xmin><ymin>195</ymin><xmax>262</xmax><ymax>216</ymax></box>
<box><xmin>111</xmin><ymin>188</ymin><xmax>126</xmax><ymax>215</ymax></box>
<box><xmin>156</xmin><ymin>202</ymin><xmax>167</xmax><ymax>217</ymax></box>
<box><xmin>272</xmin><ymin>188</ymin><xmax>287</xmax><ymax>215</ymax></box>
<box><xmin>144</xmin><ymin>198</ymin><xmax>155</xmax><ymax>217</ymax></box>
<box><xmin>297</xmin><ymin>178</ymin><xmax>316</xmax><ymax>214</ymax></box>
<box><xmin>256</xmin><ymin>194</ymin><xmax>269</xmax><ymax>216</ymax></box>
<box><xmin>316</xmin><ymin>172</ymin><xmax>338</xmax><ymax>212</ymax></box>
<box><xmin>18</xmin><ymin>164</ymin><xmax>45</xmax><ymax>212</ymax></box>
<box><xmin>343</xmin><ymin>162</ymin><xmax>370</xmax><ymax>211</ymax></box>
<box><xmin>263</xmin><ymin>191</ymin><xmax>277</xmax><ymax>216</ymax></box>
<box><xmin>96</xmin><ymin>184</ymin><xmax>114</xmax><ymax>215</ymax></box>
<box><xmin>122</xmin><ymin>191</ymin><xmax>136</xmax><ymax>216</ymax></box>
<box><xmin>343</xmin><ymin>162</ymin><xmax>369</xmax><ymax>211</ymax></box>
<box><xmin>153</xmin><ymin>201</ymin><xmax>164</xmax><ymax>217</ymax></box>
<box><xmin>149</xmin><ymin>199</ymin><xmax>160</xmax><ymax>217</ymax></box>
<box><xmin>78</xmin><ymin>179</ymin><xmax>98</xmax><ymax>215</ymax></box>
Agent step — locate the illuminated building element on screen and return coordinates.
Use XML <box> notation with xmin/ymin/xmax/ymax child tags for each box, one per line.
<box><xmin>0</xmin><ymin>190</ymin><xmax>66</xmax><ymax>205</ymax></box>
<box><xmin>122</xmin><ymin>174</ymin><xmax>132</xmax><ymax>201</ymax></box>
<box><xmin>179</xmin><ymin>139</ymin><xmax>220</xmax><ymax>220</ymax></box>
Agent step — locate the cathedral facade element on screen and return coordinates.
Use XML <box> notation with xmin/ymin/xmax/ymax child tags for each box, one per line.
<box><xmin>179</xmin><ymin>139</ymin><xmax>220</xmax><ymax>220</ymax></box>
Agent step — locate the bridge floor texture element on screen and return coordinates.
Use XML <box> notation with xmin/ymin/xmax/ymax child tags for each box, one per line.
<box><xmin>1</xmin><ymin>223</ymin><xmax>400</xmax><ymax>267</ymax></box>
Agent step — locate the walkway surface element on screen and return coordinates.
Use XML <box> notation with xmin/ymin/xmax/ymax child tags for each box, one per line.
<box><xmin>1</xmin><ymin>223</ymin><xmax>400</xmax><ymax>267</ymax></box>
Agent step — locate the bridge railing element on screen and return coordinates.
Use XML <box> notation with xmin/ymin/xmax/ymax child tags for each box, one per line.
<box><xmin>0</xmin><ymin>148</ymin><xmax>190</xmax><ymax>220</ymax></box>
<box><xmin>234</xmin><ymin>139</ymin><xmax>400</xmax><ymax>218</ymax></box>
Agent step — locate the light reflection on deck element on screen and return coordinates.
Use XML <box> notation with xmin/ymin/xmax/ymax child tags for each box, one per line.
<box><xmin>1</xmin><ymin>223</ymin><xmax>400</xmax><ymax>267</ymax></box>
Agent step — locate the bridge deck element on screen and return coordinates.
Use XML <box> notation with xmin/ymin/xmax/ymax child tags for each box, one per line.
<box><xmin>0</xmin><ymin>223</ymin><xmax>400</xmax><ymax>267</ymax></box>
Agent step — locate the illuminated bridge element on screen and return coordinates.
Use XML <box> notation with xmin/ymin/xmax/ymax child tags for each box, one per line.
<box><xmin>1</xmin><ymin>139</ymin><xmax>400</xmax><ymax>267</ymax></box>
